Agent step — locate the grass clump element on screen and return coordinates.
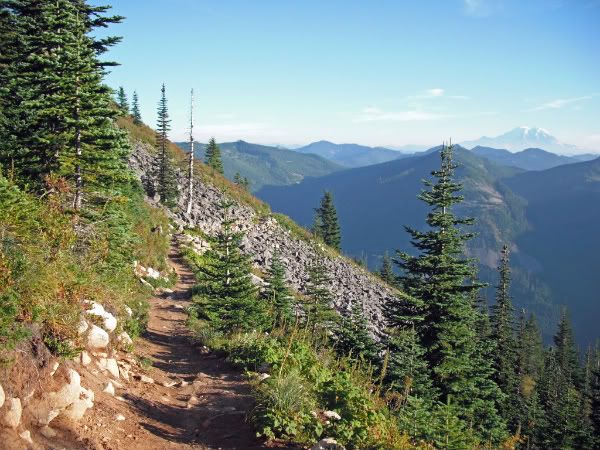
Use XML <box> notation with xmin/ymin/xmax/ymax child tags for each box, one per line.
<box><xmin>0</xmin><ymin>173</ymin><xmax>170</xmax><ymax>357</ymax></box>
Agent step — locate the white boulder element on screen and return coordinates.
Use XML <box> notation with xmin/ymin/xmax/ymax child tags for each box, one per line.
<box><xmin>19</xmin><ymin>430</ymin><xmax>33</xmax><ymax>445</ymax></box>
<box><xmin>40</xmin><ymin>425</ymin><xmax>57</xmax><ymax>438</ymax></box>
<box><xmin>61</xmin><ymin>386</ymin><xmax>94</xmax><ymax>421</ymax></box>
<box><xmin>49</xmin><ymin>361</ymin><xmax>60</xmax><ymax>377</ymax></box>
<box><xmin>105</xmin><ymin>358</ymin><xmax>120</xmax><ymax>379</ymax></box>
<box><xmin>310</xmin><ymin>438</ymin><xmax>346</xmax><ymax>450</ymax></box>
<box><xmin>2</xmin><ymin>397</ymin><xmax>22</xmax><ymax>429</ymax></box>
<box><xmin>85</xmin><ymin>302</ymin><xmax>117</xmax><ymax>332</ymax></box>
<box><xmin>87</xmin><ymin>324</ymin><xmax>109</xmax><ymax>349</ymax></box>
<box><xmin>117</xmin><ymin>331</ymin><xmax>133</xmax><ymax>347</ymax></box>
<box><xmin>323</xmin><ymin>410</ymin><xmax>341</xmax><ymax>421</ymax></box>
<box><xmin>80</xmin><ymin>351</ymin><xmax>92</xmax><ymax>366</ymax></box>
<box><xmin>103</xmin><ymin>382</ymin><xmax>115</xmax><ymax>396</ymax></box>
<box><xmin>77</xmin><ymin>319</ymin><xmax>89</xmax><ymax>335</ymax></box>
<box><xmin>146</xmin><ymin>267</ymin><xmax>160</xmax><ymax>279</ymax></box>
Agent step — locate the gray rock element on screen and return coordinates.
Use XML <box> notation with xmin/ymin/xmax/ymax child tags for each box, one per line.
<box><xmin>129</xmin><ymin>142</ymin><xmax>399</xmax><ymax>336</ymax></box>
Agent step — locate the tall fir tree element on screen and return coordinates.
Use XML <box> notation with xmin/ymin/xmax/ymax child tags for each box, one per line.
<box><xmin>392</xmin><ymin>144</ymin><xmax>505</xmax><ymax>441</ymax></box>
<box><xmin>537</xmin><ymin>348</ymin><xmax>584</xmax><ymax>449</ymax></box>
<box><xmin>333</xmin><ymin>301</ymin><xmax>379</xmax><ymax>364</ymax></box>
<box><xmin>590</xmin><ymin>346</ymin><xmax>600</xmax><ymax>448</ymax></box>
<box><xmin>116</xmin><ymin>86</ymin><xmax>129</xmax><ymax>114</ymax></box>
<box><xmin>515</xmin><ymin>311</ymin><xmax>545</xmax><ymax>445</ymax></box>
<box><xmin>490</xmin><ymin>245</ymin><xmax>519</xmax><ymax>428</ymax></box>
<box><xmin>154</xmin><ymin>83</ymin><xmax>178</xmax><ymax>207</ymax></box>
<box><xmin>0</xmin><ymin>0</ymin><xmax>130</xmax><ymax>195</ymax></box>
<box><xmin>3</xmin><ymin>0</ymin><xmax>129</xmax><ymax>205</ymax></box>
<box><xmin>554</xmin><ymin>309</ymin><xmax>581</xmax><ymax>386</ymax></box>
<box><xmin>131</xmin><ymin>90</ymin><xmax>142</xmax><ymax>124</ymax></box>
<box><xmin>191</xmin><ymin>201</ymin><xmax>267</xmax><ymax>332</ymax></box>
<box><xmin>262</xmin><ymin>249</ymin><xmax>294</xmax><ymax>325</ymax></box>
<box><xmin>379</xmin><ymin>251</ymin><xmax>396</xmax><ymax>285</ymax></box>
<box><xmin>204</xmin><ymin>137</ymin><xmax>223</xmax><ymax>174</ymax></box>
<box><xmin>304</xmin><ymin>259</ymin><xmax>338</xmax><ymax>332</ymax></box>
<box><xmin>314</xmin><ymin>191</ymin><xmax>341</xmax><ymax>250</ymax></box>
<box><xmin>385</xmin><ymin>326</ymin><xmax>432</xmax><ymax>399</ymax></box>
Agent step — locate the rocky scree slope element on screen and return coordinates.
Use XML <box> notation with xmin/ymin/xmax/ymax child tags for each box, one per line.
<box><xmin>129</xmin><ymin>141</ymin><xmax>401</xmax><ymax>332</ymax></box>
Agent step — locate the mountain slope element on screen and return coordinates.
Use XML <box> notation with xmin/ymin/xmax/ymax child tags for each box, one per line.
<box><xmin>257</xmin><ymin>147</ymin><xmax>525</xmax><ymax>266</ymax></box>
<box><xmin>471</xmin><ymin>146</ymin><xmax>595</xmax><ymax>171</ymax></box>
<box><xmin>176</xmin><ymin>140</ymin><xmax>342</xmax><ymax>191</ymax></box>
<box><xmin>462</xmin><ymin>126</ymin><xmax>596</xmax><ymax>155</ymax></box>
<box><xmin>295</xmin><ymin>140</ymin><xmax>407</xmax><ymax>168</ymax></box>
<box><xmin>256</xmin><ymin>148</ymin><xmax>600</xmax><ymax>344</ymax></box>
<box><xmin>503</xmin><ymin>157</ymin><xmax>600</xmax><ymax>345</ymax></box>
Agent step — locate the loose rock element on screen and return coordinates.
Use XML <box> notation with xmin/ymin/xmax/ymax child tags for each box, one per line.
<box><xmin>103</xmin><ymin>382</ymin><xmax>115</xmax><ymax>396</ymax></box>
<box><xmin>87</xmin><ymin>324</ymin><xmax>110</xmax><ymax>349</ymax></box>
<box><xmin>2</xmin><ymin>397</ymin><xmax>22</xmax><ymax>429</ymax></box>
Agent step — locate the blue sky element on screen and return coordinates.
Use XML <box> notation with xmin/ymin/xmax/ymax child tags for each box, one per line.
<box><xmin>99</xmin><ymin>0</ymin><xmax>600</xmax><ymax>150</ymax></box>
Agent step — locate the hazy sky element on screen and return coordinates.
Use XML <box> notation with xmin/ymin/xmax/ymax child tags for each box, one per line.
<box><xmin>99</xmin><ymin>0</ymin><xmax>600</xmax><ymax>149</ymax></box>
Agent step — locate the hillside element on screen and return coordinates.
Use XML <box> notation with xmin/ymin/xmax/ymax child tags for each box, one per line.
<box><xmin>504</xmin><ymin>157</ymin><xmax>600</xmax><ymax>345</ymax></box>
<box><xmin>472</xmin><ymin>145</ymin><xmax>597</xmax><ymax>171</ymax></box>
<box><xmin>256</xmin><ymin>147</ymin><xmax>599</xmax><ymax>342</ymax></box>
<box><xmin>175</xmin><ymin>140</ymin><xmax>342</xmax><ymax>191</ymax></box>
<box><xmin>295</xmin><ymin>140</ymin><xmax>406</xmax><ymax>168</ymax></box>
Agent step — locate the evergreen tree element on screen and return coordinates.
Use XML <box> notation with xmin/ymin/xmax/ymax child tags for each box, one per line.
<box><xmin>490</xmin><ymin>245</ymin><xmax>519</xmax><ymax>427</ymax></box>
<box><xmin>537</xmin><ymin>348</ymin><xmax>584</xmax><ymax>449</ymax></box>
<box><xmin>262</xmin><ymin>249</ymin><xmax>294</xmax><ymax>325</ymax></box>
<box><xmin>517</xmin><ymin>312</ymin><xmax>545</xmax><ymax>380</ymax></box>
<box><xmin>233</xmin><ymin>172</ymin><xmax>250</xmax><ymax>191</ymax></box>
<box><xmin>0</xmin><ymin>0</ymin><xmax>130</xmax><ymax>196</ymax></box>
<box><xmin>392</xmin><ymin>144</ymin><xmax>505</xmax><ymax>441</ymax></box>
<box><xmin>116</xmin><ymin>86</ymin><xmax>129</xmax><ymax>114</ymax></box>
<box><xmin>314</xmin><ymin>191</ymin><xmax>341</xmax><ymax>250</ymax></box>
<box><xmin>590</xmin><ymin>348</ymin><xmax>600</xmax><ymax>448</ymax></box>
<box><xmin>334</xmin><ymin>301</ymin><xmax>379</xmax><ymax>364</ymax></box>
<box><xmin>205</xmin><ymin>137</ymin><xmax>223</xmax><ymax>174</ymax></box>
<box><xmin>304</xmin><ymin>259</ymin><xmax>337</xmax><ymax>332</ymax></box>
<box><xmin>131</xmin><ymin>90</ymin><xmax>142</xmax><ymax>124</ymax></box>
<box><xmin>379</xmin><ymin>251</ymin><xmax>396</xmax><ymax>285</ymax></box>
<box><xmin>191</xmin><ymin>201</ymin><xmax>267</xmax><ymax>332</ymax></box>
<box><xmin>554</xmin><ymin>309</ymin><xmax>581</xmax><ymax>386</ymax></box>
<box><xmin>154</xmin><ymin>83</ymin><xmax>178</xmax><ymax>207</ymax></box>
<box><xmin>385</xmin><ymin>326</ymin><xmax>432</xmax><ymax>399</ymax></box>
<box><xmin>516</xmin><ymin>312</ymin><xmax>545</xmax><ymax>445</ymax></box>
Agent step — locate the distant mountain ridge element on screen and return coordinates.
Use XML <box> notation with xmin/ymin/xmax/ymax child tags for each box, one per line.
<box><xmin>295</xmin><ymin>140</ymin><xmax>407</xmax><ymax>168</ymax></box>
<box><xmin>175</xmin><ymin>140</ymin><xmax>342</xmax><ymax>191</ymax></box>
<box><xmin>462</xmin><ymin>126</ymin><xmax>596</xmax><ymax>155</ymax></box>
<box><xmin>471</xmin><ymin>146</ymin><xmax>598</xmax><ymax>171</ymax></box>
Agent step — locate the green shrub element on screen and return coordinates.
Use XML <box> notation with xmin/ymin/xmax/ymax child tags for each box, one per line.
<box><xmin>43</xmin><ymin>334</ymin><xmax>81</xmax><ymax>359</ymax></box>
<box><xmin>252</xmin><ymin>369</ymin><xmax>322</xmax><ymax>441</ymax></box>
<box><xmin>225</xmin><ymin>331</ymin><xmax>285</xmax><ymax>372</ymax></box>
<box><xmin>318</xmin><ymin>371</ymin><xmax>387</xmax><ymax>447</ymax></box>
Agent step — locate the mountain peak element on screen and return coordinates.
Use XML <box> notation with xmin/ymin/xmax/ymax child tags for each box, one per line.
<box><xmin>461</xmin><ymin>127</ymin><xmax>583</xmax><ymax>155</ymax></box>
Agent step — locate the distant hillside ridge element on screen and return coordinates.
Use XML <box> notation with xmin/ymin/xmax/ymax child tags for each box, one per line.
<box><xmin>471</xmin><ymin>145</ymin><xmax>597</xmax><ymax>171</ymax></box>
<box><xmin>175</xmin><ymin>140</ymin><xmax>342</xmax><ymax>191</ymax></box>
<box><xmin>295</xmin><ymin>140</ymin><xmax>408</xmax><ymax>168</ymax></box>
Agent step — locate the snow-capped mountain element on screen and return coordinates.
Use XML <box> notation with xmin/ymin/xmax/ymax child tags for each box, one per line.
<box><xmin>461</xmin><ymin>127</ymin><xmax>585</xmax><ymax>155</ymax></box>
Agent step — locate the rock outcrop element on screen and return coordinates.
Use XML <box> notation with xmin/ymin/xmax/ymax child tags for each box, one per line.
<box><xmin>130</xmin><ymin>142</ymin><xmax>400</xmax><ymax>332</ymax></box>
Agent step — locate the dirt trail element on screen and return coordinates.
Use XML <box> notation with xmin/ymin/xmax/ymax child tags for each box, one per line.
<box><xmin>73</xmin><ymin>237</ymin><xmax>297</xmax><ymax>450</ymax></box>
